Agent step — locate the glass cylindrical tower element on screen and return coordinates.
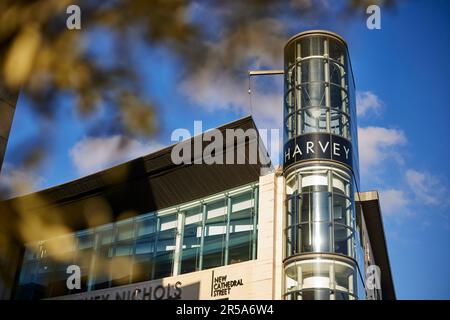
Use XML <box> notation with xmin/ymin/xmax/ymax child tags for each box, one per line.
<box><xmin>283</xmin><ymin>30</ymin><xmax>360</xmax><ymax>300</ymax></box>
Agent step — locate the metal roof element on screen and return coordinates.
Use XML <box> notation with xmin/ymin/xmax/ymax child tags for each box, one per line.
<box><xmin>0</xmin><ymin>116</ymin><xmax>271</xmax><ymax>242</ymax></box>
<box><xmin>357</xmin><ymin>191</ymin><xmax>397</xmax><ymax>300</ymax></box>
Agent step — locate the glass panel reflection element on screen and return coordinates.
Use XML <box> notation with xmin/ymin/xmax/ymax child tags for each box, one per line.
<box><xmin>180</xmin><ymin>206</ymin><xmax>203</xmax><ymax>274</ymax></box>
<box><xmin>284</xmin><ymin>258</ymin><xmax>357</xmax><ymax>300</ymax></box>
<box><xmin>284</xmin><ymin>166</ymin><xmax>355</xmax><ymax>258</ymax></box>
<box><xmin>16</xmin><ymin>186</ymin><xmax>259</xmax><ymax>299</ymax></box>
<box><xmin>228</xmin><ymin>191</ymin><xmax>255</xmax><ymax>265</ymax></box>
<box><xmin>284</xmin><ymin>34</ymin><xmax>354</xmax><ymax>140</ymax></box>
<box><xmin>153</xmin><ymin>214</ymin><xmax>177</xmax><ymax>279</ymax></box>
<box><xmin>202</xmin><ymin>199</ymin><xmax>227</xmax><ymax>269</ymax></box>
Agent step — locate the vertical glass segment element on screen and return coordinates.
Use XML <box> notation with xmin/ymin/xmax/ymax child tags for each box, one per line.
<box><xmin>46</xmin><ymin>235</ymin><xmax>75</xmax><ymax>297</ymax></box>
<box><xmin>153</xmin><ymin>214</ymin><xmax>177</xmax><ymax>279</ymax></box>
<box><xmin>202</xmin><ymin>199</ymin><xmax>227</xmax><ymax>269</ymax></box>
<box><xmin>75</xmin><ymin>231</ymin><xmax>94</xmax><ymax>293</ymax></box>
<box><xmin>132</xmin><ymin>215</ymin><xmax>156</xmax><ymax>283</ymax></box>
<box><xmin>228</xmin><ymin>191</ymin><xmax>256</xmax><ymax>265</ymax></box>
<box><xmin>285</xmin><ymin>166</ymin><xmax>355</xmax><ymax>258</ymax></box>
<box><xmin>284</xmin><ymin>258</ymin><xmax>357</xmax><ymax>300</ymax></box>
<box><xmin>284</xmin><ymin>34</ymin><xmax>354</xmax><ymax>141</ymax></box>
<box><xmin>16</xmin><ymin>244</ymin><xmax>48</xmax><ymax>299</ymax></box>
<box><xmin>180</xmin><ymin>206</ymin><xmax>203</xmax><ymax>274</ymax></box>
<box><xmin>111</xmin><ymin>220</ymin><xmax>134</xmax><ymax>287</ymax></box>
<box><xmin>93</xmin><ymin>225</ymin><xmax>114</xmax><ymax>290</ymax></box>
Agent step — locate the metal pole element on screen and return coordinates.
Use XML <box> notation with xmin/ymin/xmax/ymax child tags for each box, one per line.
<box><xmin>224</xmin><ymin>196</ymin><xmax>232</xmax><ymax>265</ymax></box>
<box><xmin>248</xmin><ymin>70</ymin><xmax>284</xmax><ymax>76</ymax></box>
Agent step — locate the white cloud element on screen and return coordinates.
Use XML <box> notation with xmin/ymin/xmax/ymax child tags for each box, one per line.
<box><xmin>376</xmin><ymin>170</ymin><xmax>450</xmax><ymax>220</ymax></box>
<box><xmin>180</xmin><ymin>18</ymin><xmax>285</xmax><ymax>129</ymax></box>
<box><xmin>405</xmin><ymin>169</ymin><xmax>449</xmax><ymax>206</ymax></box>
<box><xmin>0</xmin><ymin>162</ymin><xmax>45</xmax><ymax>198</ymax></box>
<box><xmin>379</xmin><ymin>188</ymin><xmax>411</xmax><ymax>216</ymax></box>
<box><xmin>357</xmin><ymin>126</ymin><xmax>407</xmax><ymax>175</ymax></box>
<box><xmin>356</xmin><ymin>91</ymin><xmax>383</xmax><ymax>117</ymax></box>
<box><xmin>69</xmin><ymin>135</ymin><xmax>164</xmax><ymax>176</ymax></box>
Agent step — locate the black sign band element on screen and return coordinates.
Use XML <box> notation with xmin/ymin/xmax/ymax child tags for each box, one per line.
<box><xmin>284</xmin><ymin>133</ymin><xmax>352</xmax><ymax>169</ymax></box>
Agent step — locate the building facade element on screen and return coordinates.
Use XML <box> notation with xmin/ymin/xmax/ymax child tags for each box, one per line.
<box><xmin>282</xmin><ymin>31</ymin><xmax>361</xmax><ymax>300</ymax></box>
<box><xmin>0</xmin><ymin>31</ymin><xmax>395</xmax><ymax>300</ymax></box>
<box><xmin>0</xmin><ymin>81</ymin><xmax>18</xmax><ymax>174</ymax></box>
<box><xmin>0</xmin><ymin>81</ymin><xmax>19</xmax><ymax>299</ymax></box>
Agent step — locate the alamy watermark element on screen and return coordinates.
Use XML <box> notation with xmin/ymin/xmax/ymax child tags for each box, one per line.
<box><xmin>66</xmin><ymin>5</ymin><xmax>81</xmax><ymax>30</ymax></box>
<box><xmin>170</xmin><ymin>121</ymin><xmax>279</xmax><ymax>166</ymax></box>
<box><xmin>365</xmin><ymin>264</ymin><xmax>382</xmax><ymax>299</ymax></box>
<box><xmin>366</xmin><ymin>5</ymin><xmax>381</xmax><ymax>30</ymax></box>
<box><xmin>66</xmin><ymin>264</ymin><xmax>81</xmax><ymax>290</ymax></box>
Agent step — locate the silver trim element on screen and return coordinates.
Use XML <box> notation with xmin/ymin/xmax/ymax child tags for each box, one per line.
<box><xmin>285</xmin><ymin>30</ymin><xmax>347</xmax><ymax>49</ymax></box>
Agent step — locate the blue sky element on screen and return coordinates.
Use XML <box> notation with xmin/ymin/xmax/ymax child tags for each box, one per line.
<box><xmin>2</xmin><ymin>0</ymin><xmax>449</xmax><ymax>299</ymax></box>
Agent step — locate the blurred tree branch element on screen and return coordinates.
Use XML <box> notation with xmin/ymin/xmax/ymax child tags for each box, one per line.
<box><xmin>0</xmin><ymin>0</ymin><xmax>397</xmax><ymax>296</ymax></box>
<box><xmin>0</xmin><ymin>0</ymin><xmax>395</xmax><ymax>187</ymax></box>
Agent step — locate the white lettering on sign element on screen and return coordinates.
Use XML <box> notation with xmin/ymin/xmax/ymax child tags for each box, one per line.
<box><xmin>333</xmin><ymin>142</ymin><xmax>341</xmax><ymax>157</ymax></box>
<box><xmin>284</xmin><ymin>140</ymin><xmax>351</xmax><ymax>162</ymax></box>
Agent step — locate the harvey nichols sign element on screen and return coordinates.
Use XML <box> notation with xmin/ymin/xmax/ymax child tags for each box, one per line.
<box><xmin>284</xmin><ymin>133</ymin><xmax>353</xmax><ymax>169</ymax></box>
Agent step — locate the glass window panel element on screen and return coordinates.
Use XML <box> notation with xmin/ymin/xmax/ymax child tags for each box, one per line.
<box><xmin>33</xmin><ymin>246</ymin><xmax>53</xmax><ymax>299</ymax></box>
<box><xmin>228</xmin><ymin>192</ymin><xmax>254</xmax><ymax>265</ymax></box>
<box><xmin>77</xmin><ymin>232</ymin><xmax>94</xmax><ymax>250</ymax></box>
<box><xmin>116</xmin><ymin>220</ymin><xmax>134</xmax><ymax>241</ymax></box>
<box><xmin>136</xmin><ymin>214</ymin><xmax>157</xmax><ymax>237</ymax></box>
<box><xmin>300</xmin><ymin>107</ymin><xmax>327</xmax><ymax>134</ymax></box>
<box><xmin>300</xmin><ymin>170</ymin><xmax>328</xmax><ymax>193</ymax></box>
<box><xmin>334</xmin><ymin>224</ymin><xmax>352</xmax><ymax>256</ymax></box>
<box><xmin>328</xmin><ymin>37</ymin><xmax>346</xmax><ymax>61</ymax></box>
<box><xmin>330</xmin><ymin>84</ymin><xmax>344</xmax><ymax>108</ymax></box>
<box><xmin>334</xmin><ymin>262</ymin><xmax>356</xmax><ymax>298</ymax></box>
<box><xmin>329</xmin><ymin>63</ymin><xmax>341</xmax><ymax>86</ymax></box>
<box><xmin>153</xmin><ymin>214</ymin><xmax>177</xmax><ymax>279</ymax></box>
<box><xmin>202</xmin><ymin>199</ymin><xmax>227</xmax><ymax>270</ymax></box>
<box><xmin>330</xmin><ymin>111</ymin><xmax>349</xmax><ymax>137</ymax></box>
<box><xmin>114</xmin><ymin>243</ymin><xmax>133</xmax><ymax>256</ymax></box>
<box><xmin>284</xmin><ymin>259</ymin><xmax>357</xmax><ymax>300</ymax></box>
<box><xmin>132</xmin><ymin>215</ymin><xmax>157</xmax><ymax>282</ymax></box>
<box><xmin>16</xmin><ymin>187</ymin><xmax>260</xmax><ymax>299</ymax></box>
<box><xmin>92</xmin><ymin>226</ymin><xmax>114</xmax><ymax>290</ymax></box>
<box><xmin>333</xmin><ymin>194</ymin><xmax>350</xmax><ymax>224</ymax></box>
<box><xmin>44</xmin><ymin>235</ymin><xmax>76</xmax><ymax>298</ymax></box>
<box><xmin>288</xmin><ymin>168</ymin><xmax>356</xmax><ymax>256</ymax></box>
<box><xmin>286</xmin><ymin>192</ymin><xmax>298</xmax><ymax>256</ymax></box>
<box><xmin>111</xmin><ymin>220</ymin><xmax>134</xmax><ymax>286</ymax></box>
<box><xmin>231</xmin><ymin>192</ymin><xmax>253</xmax><ymax>213</ymax></box>
<box><xmin>110</xmin><ymin>255</ymin><xmax>132</xmax><ymax>287</ymax></box>
<box><xmin>301</xmin><ymin>36</ymin><xmax>324</xmax><ymax>57</ymax></box>
<box><xmin>92</xmin><ymin>250</ymin><xmax>112</xmax><ymax>290</ymax></box>
<box><xmin>285</xmin><ymin>41</ymin><xmax>295</xmax><ymax>69</ymax></box>
<box><xmin>48</xmin><ymin>260</ymin><xmax>72</xmax><ymax>298</ymax></box>
<box><xmin>301</xmin><ymin>83</ymin><xmax>326</xmax><ymax>108</ymax></box>
<box><xmin>301</xmin><ymin>59</ymin><xmax>325</xmax><ymax>84</ymax></box>
<box><xmin>132</xmin><ymin>235</ymin><xmax>155</xmax><ymax>283</ymax></box>
<box><xmin>73</xmin><ymin>231</ymin><xmax>93</xmax><ymax>293</ymax></box>
<box><xmin>98</xmin><ymin>225</ymin><xmax>114</xmax><ymax>245</ymax></box>
<box><xmin>284</xmin><ymin>260</ymin><xmax>332</xmax><ymax>300</ymax></box>
<box><xmin>181</xmin><ymin>206</ymin><xmax>203</xmax><ymax>274</ymax></box>
<box><xmin>301</xmin><ymin>288</ymin><xmax>331</xmax><ymax>300</ymax></box>
<box><xmin>301</xmin><ymin>192</ymin><xmax>330</xmax><ymax>223</ymax></box>
<box><xmin>313</xmin><ymin>221</ymin><xmax>331</xmax><ymax>252</ymax></box>
<box><xmin>16</xmin><ymin>245</ymin><xmax>43</xmax><ymax>299</ymax></box>
<box><xmin>18</xmin><ymin>261</ymin><xmax>37</xmax><ymax>285</ymax></box>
